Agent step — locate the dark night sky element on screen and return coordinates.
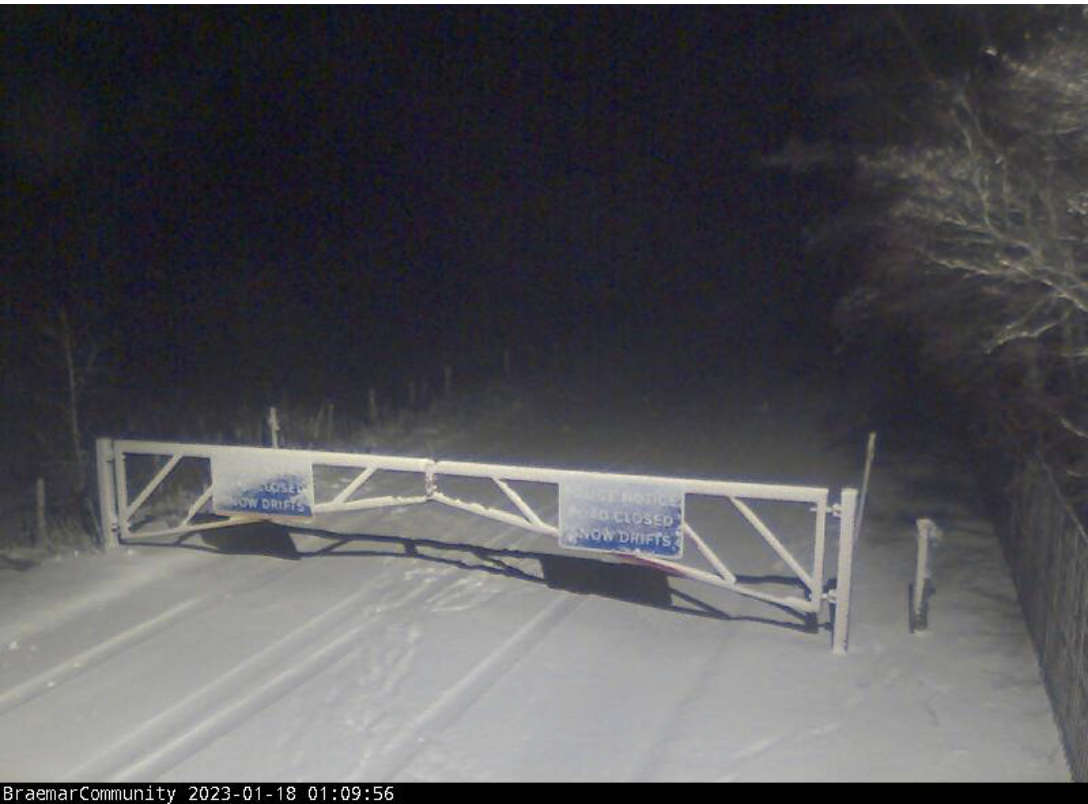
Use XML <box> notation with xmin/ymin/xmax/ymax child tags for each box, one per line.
<box><xmin>3</xmin><ymin>6</ymin><xmax>857</xmax><ymax>407</ymax></box>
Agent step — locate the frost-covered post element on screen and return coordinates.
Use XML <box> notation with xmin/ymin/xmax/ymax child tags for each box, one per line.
<box><xmin>95</xmin><ymin>437</ymin><xmax>120</xmax><ymax>551</ymax></box>
<box><xmin>833</xmin><ymin>488</ymin><xmax>859</xmax><ymax>655</ymax></box>
<box><xmin>267</xmin><ymin>407</ymin><xmax>280</xmax><ymax>448</ymax></box>
<box><xmin>911</xmin><ymin>518</ymin><xmax>941</xmax><ymax>633</ymax></box>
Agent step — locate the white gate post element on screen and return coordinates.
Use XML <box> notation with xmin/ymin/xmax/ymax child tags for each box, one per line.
<box><xmin>95</xmin><ymin>438</ymin><xmax>120</xmax><ymax>551</ymax></box>
<box><xmin>911</xmin><ymin>518</ymin><xmax>940</xmax><ymax>632</ymax></box>
<box><xmin>833</xmin><ymin>488</ymin><xmax>859</xmax><ymax>655</ymax></box>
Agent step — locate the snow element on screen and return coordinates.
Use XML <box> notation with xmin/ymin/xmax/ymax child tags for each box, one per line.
<box><xmin>0</xmin><ymin>365</ymin><xmax>1072</xmax><ymax>781</ymax></box>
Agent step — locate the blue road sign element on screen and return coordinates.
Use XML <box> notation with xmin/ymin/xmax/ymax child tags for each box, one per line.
<box><xmin>559</xmin><ymin>476</ymin><xmax>684</xmax><ymax>558</ymax></box>
<box><xmin>212</xmin><ymin>451</ymin><xmax>315</xmax><ymax>518</ymax></box>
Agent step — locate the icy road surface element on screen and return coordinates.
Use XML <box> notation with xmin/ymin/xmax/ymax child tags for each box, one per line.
<box><xmin>0</xmin><ymin>365</ymin><xmax>1072</xmax><ymax>781</ymax></box>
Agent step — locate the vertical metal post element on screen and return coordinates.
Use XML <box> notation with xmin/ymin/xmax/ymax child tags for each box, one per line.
<box><xmin>113</xmin><ymin>444</ymin><xmax>130</xmax><ymax>545</ymax></box>
<box><xmin>856</xmin><ymin>432</ymin><xmax>877</xmax><ymax>541</ymax></box>
<box><xmin>95</xmin><ymin>438</ymin><xmax>120</xmax><ymax>550</ymax></box>
<box><xmin>833</xmin><ymin>488</ymin><xmax>858</xmax><ymax>655</ymax></box>
<box><xmin>911</xmin><ymin>518</ymin><xmax>940</xmax><ymax>632</ymax></box>
<box><xmin>811</xmin><ymin>492</ymin><xmax>828</xmax><ymax>617</ymax></box>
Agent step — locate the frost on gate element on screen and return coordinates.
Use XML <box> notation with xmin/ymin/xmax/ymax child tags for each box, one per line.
<box><xmin>559</xmin><ymin>476</ymin><xmax>684</xmax><ymax>559</ymax></box>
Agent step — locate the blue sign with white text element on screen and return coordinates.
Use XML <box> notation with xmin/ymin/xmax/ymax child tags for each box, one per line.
<box><xmin>559</xmin><ymin>477</ymin><xmax>684</xmax><ymax>559</ymax></box>
<box><xmin>212</xmin><ymin>451</ymin><xmax>315</xmax><ymax>519</ymax></box>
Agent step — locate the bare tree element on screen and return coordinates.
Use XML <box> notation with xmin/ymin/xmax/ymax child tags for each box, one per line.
<box><xmin>35</xmin><ymin>303</ymin><xmax>101</xmax><ymax>493</ymax></box>
<box><xmin>772</xmin><ymin>8</ymin><xmax>1088</xmax><ymax>475</ymax></box>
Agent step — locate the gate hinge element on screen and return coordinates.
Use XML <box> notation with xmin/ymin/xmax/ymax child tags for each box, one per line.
<box><xmin>811</xmin><ymin>502</ymin><xmax>843</xmax><ymax>517</ymax></box>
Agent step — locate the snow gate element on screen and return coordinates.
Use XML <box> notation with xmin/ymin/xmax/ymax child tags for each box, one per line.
<box><xmin>95</xmin><ymin>438</ymin><xmax>867</xmax><ymax>653</ymax></box>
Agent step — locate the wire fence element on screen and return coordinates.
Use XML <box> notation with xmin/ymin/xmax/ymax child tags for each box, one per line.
<box><xmin>1000</xmin><ymin>456</ymin><xmax>1087</xmax><ymax>781</ymax></box>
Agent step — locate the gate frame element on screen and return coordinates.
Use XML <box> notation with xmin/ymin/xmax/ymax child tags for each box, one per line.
<box><xmin>95</xmin><ymin>437</ymin><xmax>864</xmax><ymax>653</ymax></box>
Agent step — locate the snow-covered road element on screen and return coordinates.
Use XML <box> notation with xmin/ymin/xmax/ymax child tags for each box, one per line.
<box><xmin>0</xmin><ymin>369</ymin><xmax>1072</xmax><ymax>781</ymax></box>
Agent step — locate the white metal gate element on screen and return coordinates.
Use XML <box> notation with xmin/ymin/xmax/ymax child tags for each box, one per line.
<box><xmin>95</xmin><ymin>437</ymin><xmax>864</xmax><ymax>653</ymax></box>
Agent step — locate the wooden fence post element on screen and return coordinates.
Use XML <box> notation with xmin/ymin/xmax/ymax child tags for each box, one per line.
<box><xmin>35</xmin><ymin>477</ymin><xmax>47</xmax><ymax>547</ymax></box>
<box><xmin>369</xmin><ymin>388</ymin><xmax>379</xmax><ymax>425</ymax></box>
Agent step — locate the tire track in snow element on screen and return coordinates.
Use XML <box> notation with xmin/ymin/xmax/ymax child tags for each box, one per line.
<box><xmin>0</xmin><ymin>560</ymin><xmax>301</xmax><ymax>716</ymax></box>
<box><xmin>0</xmin><ymin>549</ymin><xmax>214</xmax><ymax>651</ymax></box>
<box><xmin>351</xmin><ymin>591</ymin><xmax>583</xmax><ymax>780</ymax></box>
<box><xmin>87</xmin><ymin>608</ymin><xmax>408</xmax><ymax>782</ymax></box>
<box><xmin>0</xmin><ymin>596</ymin><xmax>204</xmax><ymax>716</ymax></box>
<box><xmin>62</xmin><ymin>572</ymin><xmax>410</xmax><ymax>782</ymax></box>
